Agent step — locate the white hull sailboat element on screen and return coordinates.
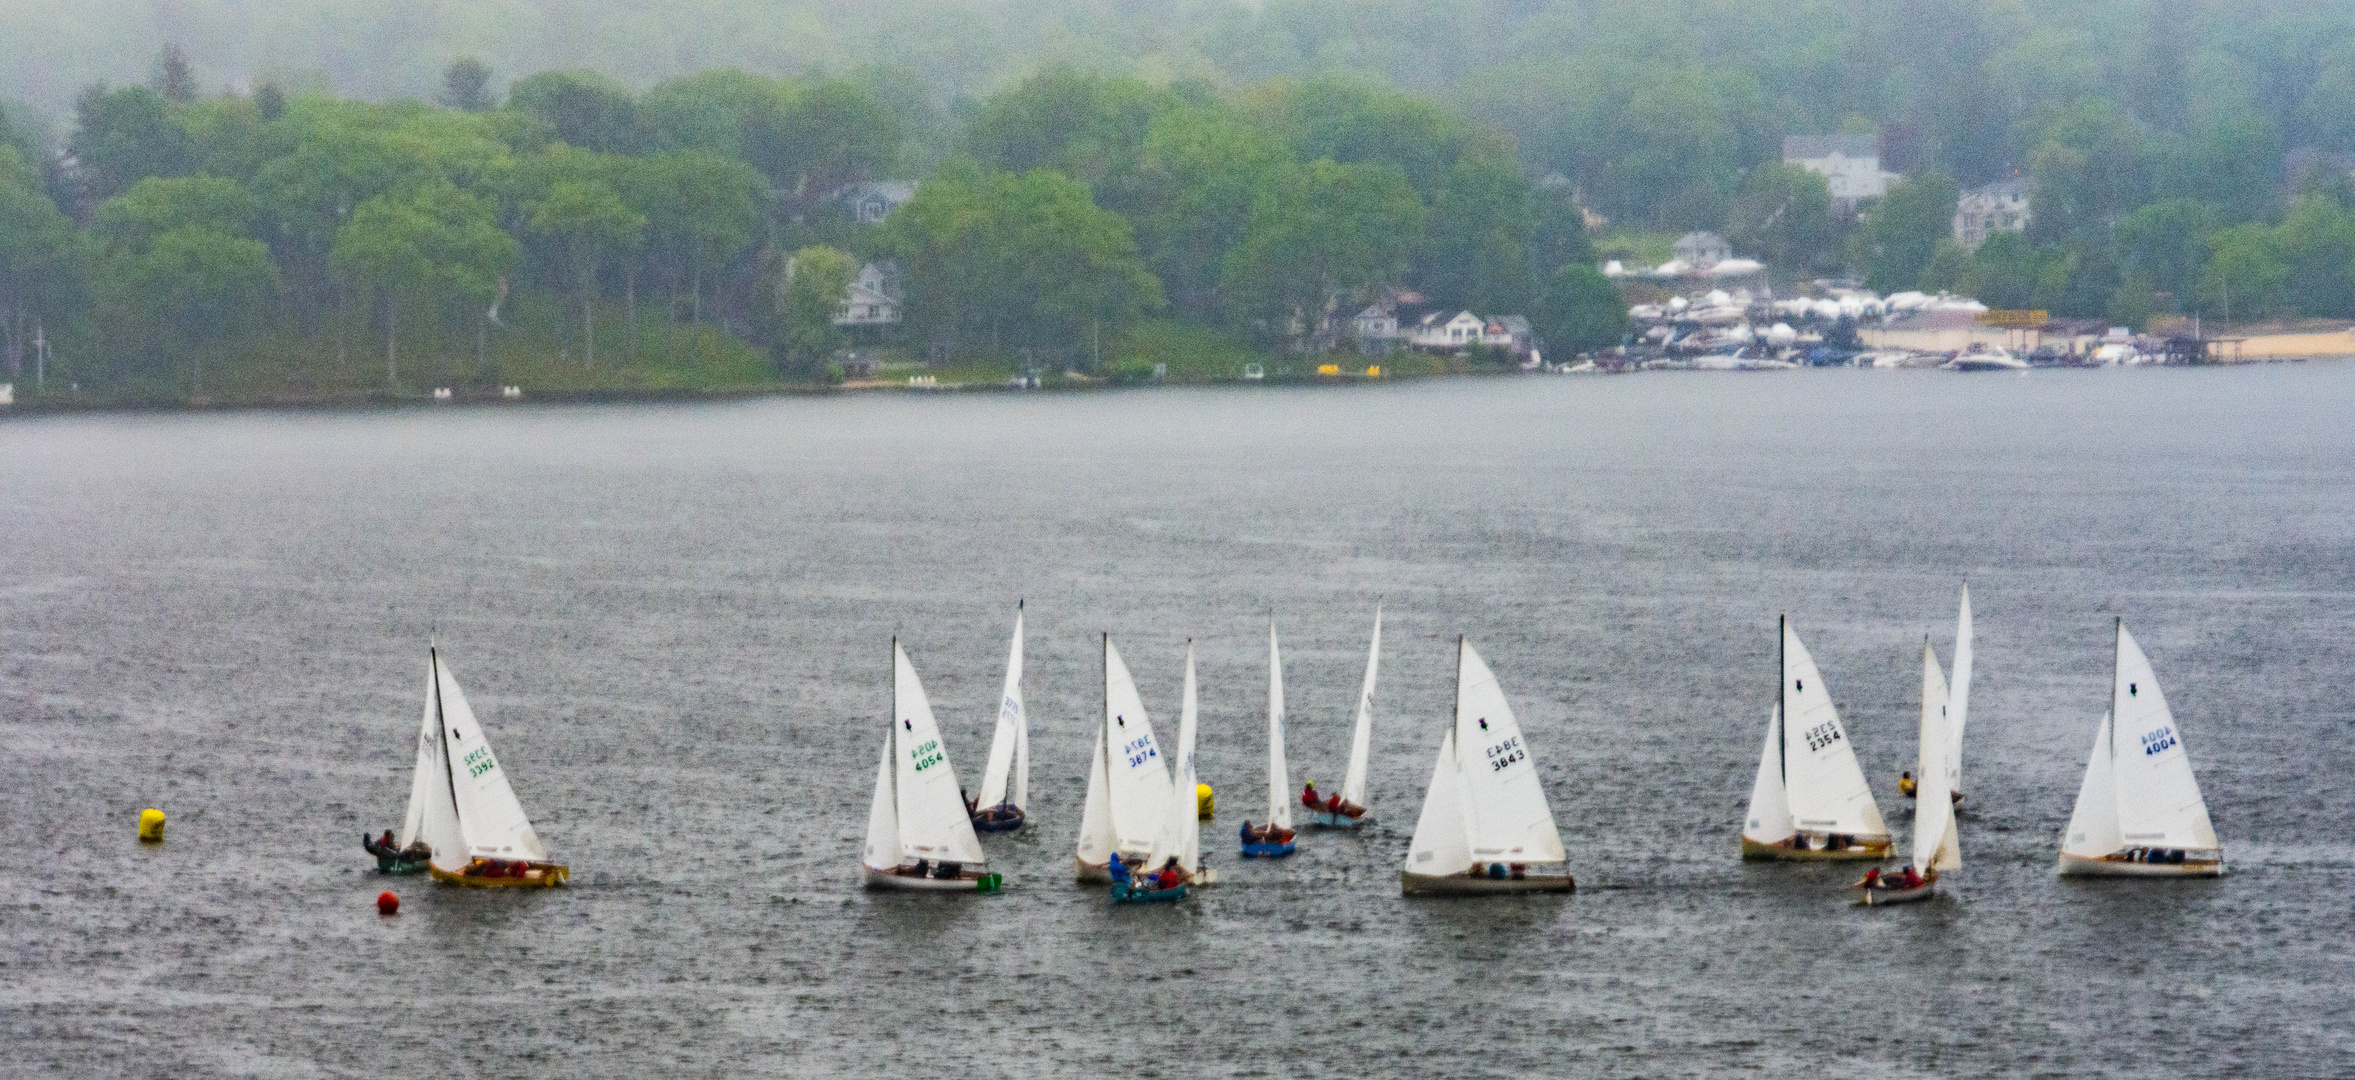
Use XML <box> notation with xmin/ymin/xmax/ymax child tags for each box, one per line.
<box><xmin>1860</xmin><ymin>639</ymin><xmax>1960</xmax><ymax>905</ymax></box>
<box><xmin>970</xmin><ymin>603</ymin><xmax>1030</xmax><ymax>833</ymax></box>
<box><xmin>409</xmin><ymin>647</ymin><xmax>568</xmax><ymax>888</ymax></box>
<box><xmin>1242</xmin><ymin>620</ymin><xmax>1298</xmax><ymax>857</ymax></box>
<box><xmin>1400</xmin><ymin>638</ymin><xmax>1574</xmax><ymax>896</ymax></box>
<box><xmin>1742</xmin><ymin>617</ymin><xmax>1894</xmax><ymax>861</ymax></box>
<box><xmin>1307</xmin><ymin>606</ymin><xmax>1380</xmax><ymax>829</ymax></box>
<box><xmin>2057</xmin><ymin>621</ymin><xmax>2223</xmax><ymax>878</ymax></box>
<box><xmin>863</xmin><ymin>639</ymin><xmax>1001</xmax><ymax>892</ymax></box>
<box><xmin>1074</xmin><ymin>635</ymin><xmax>1174</xmax><ymax>883</ymax></box>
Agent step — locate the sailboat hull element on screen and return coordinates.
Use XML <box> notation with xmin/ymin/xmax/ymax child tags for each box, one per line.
<box><xmin>376</xmin><ymin>857</ymin><xmax>430</xmax><ymax>876</ymax></box>
<box><xmin>1305</xmin><ymin>810</ymin><xmax>1373</xmax><ymax>829</ymax></box>
<box><xmin>1109</xmin><ymin>880</ymin><xmax>1187</xmax><ymax>904</ymax></box>
<box><xmin>2057</xmin><ymin>851</ymin><xmax>2225</xmax><ymax>878</ymax></box>
<box><xmin>970</xmin><ymin>805</ymin><xmax>1026</xmax><ymax>833</ymax></box>
<box><xmin>429</xmin><ymin>862</ymin><xmax>569</xmax><ymax>888</ymax></box>
<box><xmin>1075</xmin><ymin>853</ymin><xmax>1156</xmax><ymax>884</ymax></box>
<box><xmin>1741</xmin><ymin>835</ymin><xmax>1892</xmax><ymax>862</ymax></box>
<box><xmin>1400</xmin><ymin>870</ymin><xmax>1574</xmax><ymax>897</ymax></box>
<box><xmin>1240</xmin><ymin>840</ymin><xmax>1295</xmax><ymax>858</ymax></box>
<box><xmin>863</xmin><ymin>865</ymin><xmax>1002</xmax><ymax>891</ymax></box>
<box><xmin>1858</xmin><ymin>881</ymin><xmax>1937</xmax><ymax>906</ymax></box>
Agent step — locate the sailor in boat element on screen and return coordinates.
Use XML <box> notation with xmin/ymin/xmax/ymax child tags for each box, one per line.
<box><xmin>362</xmin><ymin>830</ymin><xmax>431</xmax><ymax>872</ymax></box>
<box><xmin>1301</xmin><ymin>780</ymin><xmax>1366</xmax><ymax>821</ymax></box>
<box><xmin>1899</xmin><ymin>771</ymin><xmax>1917</xmax><ymax>798</ymax></box>
<box><xmin>1239</xmin><ymin>819</ymin><xmax>1296</xmax><ymax>847</ymax></box>
<box><xmin>1152</xmin><ymin>857</ymin><xmax>1193</xmax><ymax>890</ymax></box>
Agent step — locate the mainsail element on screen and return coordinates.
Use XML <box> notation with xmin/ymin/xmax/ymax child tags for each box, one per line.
<box><xmin>1146</xmin><ymin>643</ymin><xmax>1205</xmax><ymax>873</ymax></box>
<box><xmin>892</xmin><ymin>641</ymin><xmax>987</xmax><ymax>866</ymax></box>
<box><xmin>1403</xmin><ymin>728</ymin><xmax>1471</xmax><ymax>877</ymax></box>
<box><xmin>1911</xmin><ymin>639</ymin><xmax>1959</xmax><ymax>874</ymax></box>
<box><xmin>2110</xmin><ymin>622</ymin><xmax>2219</xmax><ymax>851</ymax></box>
<box><xmin>1266</xmin><ymin>621</ymin><xmax>1293</xmax><ymax>830</ymax></box>
<box><xmin>1341</xmin><ymin>606</ymin><xmax>1381</xmax><ymax>810</ymax></box>
<box><xmin>1779</xmin><ymin>618</ymin><xmax>1889</xmax><ymax>840</ymax></box>
<box><xmin>975</xmin><ymin>603</ymin><xmax>1028</xmax><ymax>813</ymax></box>
<box><xmin>1945</xmin><ymin>584</ymin><xmax>1974</xmax><ymax>797</ymax></box>
<box><xmin>1102</xmin><ymin>636</ymin><xmax>1170</xmax><ymax>855</ymax></box>
<box><xmin>1453</xmin><ymin>639</ymin><xmax>1567</xmax><ymax>864</ymax></box>
<box><xmin>432</xmin><ymin>651</ymin><xmax>547</xmax><ymax>870</ymax></box>
<box><xmin>397</xmin><ymin>659</ymin><xmax>439</xmax><ymax>849</ymax></box>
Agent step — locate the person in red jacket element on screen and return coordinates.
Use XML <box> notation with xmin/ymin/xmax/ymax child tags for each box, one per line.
<box><xmin>1301</xmin><ymin>781</ymin><xmax>1322</xmax><ymax>810</ymax></box>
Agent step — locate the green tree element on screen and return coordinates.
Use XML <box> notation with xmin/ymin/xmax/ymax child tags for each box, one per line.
<box><xmin>153</xmin><ymin>45</ymin><xmax>197</xmax><ymax>104</ymax></box>
<box><xmin>328</xmin><ymin>181</ymin><xmax>518</xmax><ymax>384</ymax></box>
<box><xmin>0</xmin><ymin>146</ymin><xmax>88</xmax><ymax>382</ymax></box>
<box><xmin>71</xmin><ymin>84</ymin><xmax>195</xmax><ymax>200</ymax></box>
<box><xmin>521</xmin><ymin>159</ymin><xmax>644</xmax><ymax>367</ymax></box>
<box><xmin>620</xmin><ymin>150</ymin><xmax>768</xmax><ymax>327</ymax></box>
<box><xmin>1417</xmin><ymin>149</ymin><xmax>1536</xmax><ymax>314</ymax></box>
<box><xmin>1128</xmin><ymin>106</ymin><xmax>1287</xmax><ymax>318</ymax></box>
<box><xmin>1726</xmin><ymin>161</ymin><xmax>1836</xmax><ymax>272</ymax></box>
<box><xmin>1961</xmin><ymin>231</ymin><xmax>2038</xmax><ymax>310</ymax></box>
<box><xmin>2115</xmin><ymin>198</ymin><xmax>2219</xmax><ymax>309</ymax></box>
<box><xmin>508</xmin><ymin>70</ymin><xmax>642</xmax><ymax>153</ymax></box>
<box><xmin>1534</xmin><ymin>263</ymin><xmax>1625</xmax><ymax>356</ymax></box>
<box><xmin>2280</xmin><ymin>196</ymin><xmax>2355</xmax><ymax>318</ymax></box>
<box><xmin>441</xmin><ymin>58</ymin><xmax>493</xmax><ymax>112</ymax></box>
<box><xmin>964</xmin><ymin>68</ymin><xmax>1179</xmax><ymax>192</ymax></box>
<box><xmin>93</xmin><ymin>224</ymin><xmax>277</xmax><ymax>392</ymax></box>
<box><xmin>774</xmin><ymin>244</ymin><xmax>857</xmax><ymax>377</ymax></box>
<box><xmin>1862</xmin><ymin>171</ymin><xmax>1960</xmax><ymax>293</ymax></box>
<box><xmin>2199</xmin><ymin>222</ymin><xmax>2289</xmax><ymax>323</ymax></box>
<box><xmin>1218</xmin><ymin>158</ymin><xmax>1425</xmax><ymax>345</ymax></box>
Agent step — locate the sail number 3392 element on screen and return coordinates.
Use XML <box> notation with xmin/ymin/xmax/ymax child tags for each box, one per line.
<box><xmin>463</xmin><ymin>746</ymin><xmax>497</xmax><ymax>778</ymax></box>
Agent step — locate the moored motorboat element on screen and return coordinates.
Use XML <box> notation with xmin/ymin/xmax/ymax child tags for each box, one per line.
<box><xmin>862</xmin><ymin>639</ymin><xmax>1002</xmax><ymax>893</ymax></box>
<box><xmin>1399</xmin><ymin>638</ymin><xmax>1574</xmax><ymax>897</ymax></box>
<box><xmin>2056</xmin><ymin>621</ymin><xmax>2224</xmax><ymax>878</ymax></box>
<box><xmin>1741</xmin><ymin>617</ymin><xmax>1893</xmax><ymax>861</ymax></box>
<box><xmin>1307</xmin><ymin>606</ymin><xmax>1381</xmax><ymax>829</ymax></box>
<box><xmin>1945</xmin><ymin>345</ymin><xmax>2029</xmax><ymax>371</ymax></box>
<box><xmin>969</xmin><ymin>602</ymin><xmax>1030</xmax><ymax>834</ymax></box>
<box><xmin>408</xmin><ymin>647</ymin><xmax>569</xmax><ymax>889</ymax></box>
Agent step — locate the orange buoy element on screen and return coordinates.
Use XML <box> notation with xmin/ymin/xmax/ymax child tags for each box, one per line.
<box><xmin>376</xmin><ymin>891</ymin><xmax>399</xmax><ymax>915</ymax></box>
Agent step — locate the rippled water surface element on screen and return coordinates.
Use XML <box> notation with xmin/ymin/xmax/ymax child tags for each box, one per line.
<box><xmin>5</xmin><ymin>367</ymin><xmax>2353</xmax><ymax>1078</ymax></box>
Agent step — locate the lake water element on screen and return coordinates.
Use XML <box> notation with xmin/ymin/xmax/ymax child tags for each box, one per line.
<box><xmin>4</xmin><ymin>366</ymin><xmax>2352</xmax><ymax>1078</ymax></box>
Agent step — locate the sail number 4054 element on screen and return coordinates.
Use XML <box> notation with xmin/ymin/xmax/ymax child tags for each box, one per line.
<box><xmin>909</xmin><ymin>738</ymin><xmax>945</xmax><ymax>773</ymax></box>
<box><xmin>463</xmin><ymin>746</ymin><xmax>497</xmax><ymax>778</ymax></box>
<box><xmin>2140</xmin><ymin>726</ymin><xmax>2177</xmax><ymax>756</ymax></box>
<box><xmin>1485</xmin><ymin>736</ymin><xmax>1525</xmax><ymax>772</ymax></box>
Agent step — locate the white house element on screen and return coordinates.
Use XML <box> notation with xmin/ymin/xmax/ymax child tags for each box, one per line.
<box><xmin>827</xmin><ymin>181</ymin><xmax>917</xmax><ymax>225</ymax></box>
<box><xmin>833</xmin><ymin>261</ymin><xmax>903</xmax><ymax>327</ymax></box>
<box><xmin>1671</xmin><ymin>231</ymin><xmax>1732</xmax><ymax>270</ymax></box>
<box><xmin>1409</xmin><ymin>310</ymin><xmax>1489</xmax><ymax>350</ymax></box>
<box><xmin>1953</xmin><ymin>177</ymin><xmax>2030</xmax><ymax>250</ymax></box>
<box><xmin>1782</xmin><ymin>134</ymin><xmax>1898</xmax><ymax>214</ymax></box>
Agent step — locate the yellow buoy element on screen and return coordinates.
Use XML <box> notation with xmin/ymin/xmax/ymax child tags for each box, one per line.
<box><xmin>137</xmin><ymin>808</ymin><xmax>166</xmax><ymax>842</ymax></box>
<box><xmin>1196</xmin><ymin>783</ymin><xmax>1214</xmax><ymax>821</ymax></box>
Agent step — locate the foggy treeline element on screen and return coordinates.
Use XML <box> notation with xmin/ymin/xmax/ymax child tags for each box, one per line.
<box><xmin>5</xmin><ymin>0</ymin><xmax>2355</xmax><ymax>401</ymax></box>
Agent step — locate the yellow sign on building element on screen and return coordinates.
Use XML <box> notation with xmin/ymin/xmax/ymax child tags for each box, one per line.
<box><xmin>1976</xmin><ymin>309</ymin><xmax>2049</xmax><ymax>328</ymax></box>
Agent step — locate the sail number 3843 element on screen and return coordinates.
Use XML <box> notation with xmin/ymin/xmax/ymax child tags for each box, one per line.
<box><xmin>1485</xmin><ymin>735</ymin><xmax>1525</xmax><ymax>772</ymax></box>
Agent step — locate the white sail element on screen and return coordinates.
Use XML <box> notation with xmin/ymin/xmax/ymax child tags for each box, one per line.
<box><xmin>893</xmin><ymin>641</ymin><xmax>987</xmax><ymax>866</ymax></box>
<box><xmin>1266</xmin><ymin>621</ymin><xmax>1293</xmax><ymax>830</ymax></box>
<box><xmin>1779</xmin><ymin>619</ymin><xmax>1890</xmax><ymax>839</ymax></box>
<box><xmin>1403</xmin><ymin>728</ymin><xmax>1472</xmax><ymax>877</ymax></box>
<box><xmin>415</xmin><ymin>653</ymin><xmax>466</xmax><ymax>871</ymax></box>
<box><xmin>1341</xmin><ymin>605</ymin><xmax>1381</xmax><ymax>809</ymax></box>
<box><xmin>435</xmin><ymin>653</ymin><xmax>548</xmax><ymax>865</ymax></box>
<box><xmin>2060</xmin><ymin>712</ymin><xmax>2123</xmax><ymax>859</ymax></box>
<box><xmin>862</xmin><ymin>728</ymin><xmax>901</xmax><ymax>871</ymax></box>
<box><xmin>1946</xmin><ymin>584</ymin><xmax>1973</xmax><ymax>796</ymax></box>
<box><xmin>1741</xmin><ymin>705</ymin><xmax>1794</xmax><ymax>845</ymax></box>
<box><xmin>1074</xmin><ymin>721</ymin><xmax>1116</xmax><ymax>866</ymax></box>
<box><xmin>1912</xmin><ymin>640</ymin><xmax>1958</xmax><ymax>874</ymax></box>
<box><xmin>2112</xmin><ymin>623</ymin><xmax>2219</xmax><ymax>851</ymax></box>
<box><xmin>1146</xmin><ymin>643</ymin><xmax>1205</xmax><ymax>872</ymax></box>
<box><xmin>1102</xmin><ymin>637</ymin><xmax>1172</xmax><ymax>854</ymax></box>
<box><xmin>397</xmin><ymin>658</ymin><xmax>438</xmax><ymax>849</ymax></box>
<box><xmin>976</xmin><ymin>604</ymin><xmax>1027</xmax><ymax>812</ymax></box>
<box><xmin>1453</xmin><ymin>639</ymin><xmax>1566</xmax><ymax>864</ymax></box>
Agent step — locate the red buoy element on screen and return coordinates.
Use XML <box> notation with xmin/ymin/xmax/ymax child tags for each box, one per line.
<box><xmin>376</xmin><ymin>891</ymin><xmax>399</xmax><ymax>915</ymax></box>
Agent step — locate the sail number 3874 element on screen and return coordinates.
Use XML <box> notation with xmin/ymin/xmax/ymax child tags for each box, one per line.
<box><xmin>1122</xmin><ymin>736</ymin><xmax>1159</xmax><ymax>769</ymax></box>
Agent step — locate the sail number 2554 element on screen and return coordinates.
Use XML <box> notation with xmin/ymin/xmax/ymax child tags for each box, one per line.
<box><xmin>908</xmin><ymin>739</ymin><xmax>945</xmax><ymax>773</ymax></box>
<box><xmin>1484</xmin><ymin>736</ymin><xmax>1525</xmax><ymax>772</ymax></box>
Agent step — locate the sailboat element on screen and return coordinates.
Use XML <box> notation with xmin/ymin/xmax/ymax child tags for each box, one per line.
<box><xmin>368</xmin><ymin>659</ymin><xmax>444</xmax><ymax>874</ymax></box>
<box><xmin>1860</xmin><ymin>639</ymin><xmax>1959</xmax><ymax>905</ymax></box>
<box><xmin>970</xmin><ymin>603</ymin><xmax>1029</xmax><ymax>833</ymax></box>
<box><xmin>1741</xmin><ymin>616</ymin><xmax>1893</xmax><ymax>860</ymax></box>
<box><xmin>2057</xmin><ymin>620</ymin><xmax>2223</xmax><ymax>877</ymax></box>
<box><xmin>1903</xmin><ymin>584</ymin><xmax>1971</xmax><ymax>809</ymax></box>
<box><xmin>1074</xmin><ymin>635</ymin><xmax>1174</xmax><ymax>883</ymax></box>
<box><xmin>1117</xmin><ymin>642</ymin><xmax>1211</xmax><ymax>902</ymax></box>
<box><xmin>862</xmin><ymin>639</ymin><xmax>1001</xmax><ymax>891</ymax></box>
<box><xmin>1307</xmin><ymin>606</ymin><xmax>1380</xmax><ymax>828</ymax></box>
<box><xmin>1400</xmin><ymin>638</ymin><xmax>1574</xmax><ymax>896</ymax></box>
<box><xmin>1242</xmin><ymin>620</ymin><xmax>1298</xmax><ymax>857</ymax></box>
<box><xmin>406</xmin><ymin>646</ymin><xmax>569</xmax><ymax>888</ymax></box>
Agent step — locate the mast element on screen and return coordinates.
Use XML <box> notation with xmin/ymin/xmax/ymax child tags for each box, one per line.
<box><xmin>432</xmin><ymin>647</ymin><xmax>462</xmax><ymax>836</ymax></box>
<box><xmin>890</xmin><ymin>634</ymin><xmax>899</xmax><ymax>806</ymax></box>
<box><xmin>2108</xmin><ymin>617</ymin><xmax>2121</xmax><ymax>767</ymax></box>
<box><xmin>1777</xmin><ymin>615</ymin><xmax>1787</xmax><ymax>783</ymax></box>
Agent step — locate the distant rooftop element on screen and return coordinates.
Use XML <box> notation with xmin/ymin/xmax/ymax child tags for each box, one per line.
<box><xmin>1783</xmin><ymin>134</ymin><xmax>1879</xmax><ymax>160</ymax></box>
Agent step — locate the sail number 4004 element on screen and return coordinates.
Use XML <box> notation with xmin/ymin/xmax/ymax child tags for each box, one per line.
<box><xmin>463</xmin><ymin>746</ymin><xmax>497</xmax><ymax>778</ymax></box>
<box><xmin>908</xmin><ymin>738</ymin><xmax>945</xmax><ymax>773</ymax></box>
<box><xmin>1485</xmin><ymin>736</ymin><xmax>1525</xmax><ymax>772</ymax></box>
<box><xmin>2140</xmin><ymin>725</ymin><xmax>2177</xmax><ymax>756</ymax></box>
